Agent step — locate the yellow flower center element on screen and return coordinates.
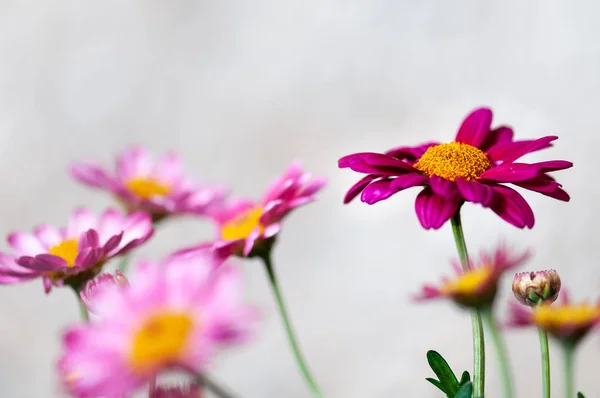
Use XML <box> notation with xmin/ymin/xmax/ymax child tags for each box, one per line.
<box><xmin>220</xmin><ymin>206</ymin><xmax>264</xmax><ymax>241</ymax></box>
<box><xmin>48</xmin><ymin>239</ymin><xmax>79</xmax><ymax>267</ymax></box>
<box><xmin>440</xmin><ymin>267</ymin><xmax>493</xmax><ymax>295</ymax></box>
<box><xmin>126</xmin><ymin>178</ymin><xmax>171</xmax><ymax>199</ymax></box>
<box><xmin>413</xmin><ymin>142</ymin><xmax>491</xmax><ymax>182</ymax></box>
<box><xmin>129</xmin><ymin>312</ymin><xmax>194</xmax><ymax>373</ymax></box>
<box><xmin>533</xmin><ymin>304</ymin><xmax>600</xmax><ymax>329</ymax></box>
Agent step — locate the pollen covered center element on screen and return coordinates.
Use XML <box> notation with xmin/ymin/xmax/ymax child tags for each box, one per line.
<box><xmin>440</xmin><ymin>267</ymin><xmax>493</xmax><ymax>295</ymax></box>
<box><xmin>533</xmin><ymin>304</ymin><xmax>600</xmax><ymax>328</ymax></box>
<box><xmin>48</xmin><ymin>239</ymin><xmax>79</xmax><ymax>267</ymax></box>
<box><xmin>220</xmin><ymin>206</ymin><xmax>265</xmax><ymax>241</ymax></box>
<box><xmin>126</xmin><ymin>177</ymin><xmax>171</xmax><ymax>199</ymax></box>
<box><xmin>414</xmin><ymin>142</ymin><xmax>491</xmax><ymax>182</ymax></box>
<box><xmin>129</xmin><ymin>312</ymin><xmax>193</xmax><ymax>372</ymax></box>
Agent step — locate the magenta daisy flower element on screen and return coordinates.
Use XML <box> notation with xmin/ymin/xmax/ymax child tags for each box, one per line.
<box><xmin>58</xmin><ymin>250</ymin><xmax>254</xmax><ymax>397</ymax></box>
<box><xmin>0</xmin><ymin>208</ymin><xmax>153</xmax><ymax>293</ymax></box>
<box><xmin>205</xmin><ymin>161</ymin><xmax>326</xmax><ymax>258</ymax></box>
<box><xmin>415</xmin><ymin>244</ymin><xmax>530</xmax><ymax>308</ymax></box>
<box><xmin>506</xmin><ymin>289</ymin><xmax>600</xmax><ymax>345</ymax></box>
<box><xmin>339</xmin><ymin>107</ymin><xmax>572</xmax><ymax>229</ymax></box>
<box><xmin>70</xmin><ymin>146</ymin><xmax>227</xmax><ymax>222</ymax></box>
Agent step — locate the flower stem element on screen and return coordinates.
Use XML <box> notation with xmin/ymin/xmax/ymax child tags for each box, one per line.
<box><xmin>538</xmin><ymin>327</ymin><xmax>551</xmax><ymax>398</ymax></box>
<box><xmin>71</xmin><ymin>285</ymin><xmax>89</xmax><ymax>322</ymax></box>
<box><xmin>451</xmin><ymin>211</ymin><xmax>485</xmax><ymax>398</ymax></box>
<box><xmin>117</xmin><ymin>254</ymin><xmax>131</xmax><ymax>275</ymax></box>
<box><xmin>562</xmin><ymin>342</ymin><xmax>575</xmax><ymax>398</ymax></box>
<box><xmin>261</xmin><ymin>253</ymin><xmax>323</xmax><ymax>398</ymax></box>
<box><xmin>481</xmin><ymin>307</ymin><xmax>513</xmax><ymax>398</ymax></box>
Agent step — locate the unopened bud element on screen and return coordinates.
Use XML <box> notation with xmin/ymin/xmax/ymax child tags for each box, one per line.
<box><xmin>512</xmin><ymin>270</ymin><xmax>561</xmax><ymax>307</ymax></box>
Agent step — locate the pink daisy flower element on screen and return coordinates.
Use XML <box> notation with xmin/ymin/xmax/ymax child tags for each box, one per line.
<box><xmin>506</xmin><ymin>290</ymin><xmax>600</xmax><ymax>345</ymax></box>
<box><xmin>80</xmin><ymin>271</ymin><xmax>129</xmax><ymax>313</ymax></box>
<box><xmin>415</xmin><ymin>245</ymin><xmax>530</xmax><ymax>308</ymax></box>
<box><xmin>58</xmin><ymin>250</ymin><xmax>255</xmax><ymax>398</ymax></box>
<box><xmin>70</xmin><ymin>146</ymin><xmax>228</xmax><ymax>222</ymax></box>
<box><xmin>339</xmin><ymin>107</ymin><xmax>572</xmax><ymax>229</ymax></box>
<box><xmin>0</xmin><ymin>208</ymin><xmax>153</xmax><ymax>293</ymax></box>
<box><xmin>206</xmin><ymin>161</ymin><xmax>326</xmax><ymax>258</ymax></box>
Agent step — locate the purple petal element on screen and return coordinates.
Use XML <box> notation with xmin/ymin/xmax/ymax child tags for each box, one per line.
<box><xmin>456</xmin><ymin>178</ymin><xmax>495</xmax><ymax>206</ymax></box>
<box><xmin>454</xmin><ymin>108</ymin><xmax>493</xmax><ymax>148</ymax></box>
<box><xmin>243</xmin><ymin>228</ymin><xmax>261</xmax><ymax>256</ymax></box>
<box><xmin>390</xmin><ymin>173</ymin><xmax>428</xmax><ymax>190</ymax></box>
<box><xmin>43</xmin><ymin>276</ymin><xmax>52</xmax><ymax>294</ymax></box>
<box><xmin>530</xmin><ymin>160</ymin><xmax>573</xmax><ymax>173</ymax></box>
<box><xmin>66</xmin><ymin>208</ymin><xmax>98</xmax><ymax>238</ymax></box>
<box><xmin>514</xmin><ymin>175</ymin><xmax>570</xmax><ymax>202</ymax></box>
<box><xmin>74</xmin><ymin>247</ymin><xmax>102</xmax><ymax>269</ymax></box>
<box><xmin>69</xmin><ymin>162</ymin><xmax>115</xmax><ymax>189</ymax></box>
<box><xmin>480</xmin><ymin>163</ymin><xmax>541</xmax><ymax>182</ymax></box>
<box><xmin>18</xmin><ymin>254</ymin><xmax>66</xmax><ymax>271</ymax></box>
<box><xmin>78</xmin><ymin>229</ymin><xmax>100</xmax><ymax>249</ymax></box>
<box><xmin>339</xmin><ymin>153</ymin><xmax>414</xmax><ymax>175</ymax></box>
<box><xmin>479</xmin><ymin>126</ymin><xmax>514</xmax><ymax>153</ymax></box>
<box><xmin>33</xmin><ymin>224</ymin><xmax>64</xmax><ymax>249</ymax></box>
<box><xmin>7</xmin><ymin>233</ymin><xmax>45</xmax><ymax>256</ymax></box>
<box><xmin>343</xmin><ymin>175</ymin><xmax>379</xmax><ymax>204</ymax></box>
<box><xmin>102</xmin><ymin>232</ymin><xmax>124</xmax><ymax>257</ymax></box>
<box><xmin>385</xmin><ymin>142</ymin><xmax>439</xmax><ymax>161</ymax></box>
<box><xmin>414</xmin><ymin>188</ymin><xmax>460</xmax><ymax>230</ymax></box>
<box><xmin>152</xmin><ymin>152</ymin><xmax>183</xmax><ymax>184</ymax></box>
<box><xmin>429</xmin><ymin>176</ymin><xmax>460</xmax><ymax>201</ymax></box>
<box><xmin>487</xmin><ymin>136</ymin><xmax>557</xmax><ymax>163</ymax></box>
<box><xmin>361</xmin><ymin>179</ymin><xmax>397</xmax><ymax>204</ymax></box>
<box><xmin>116</xmin><ymin>146</ymin><xmax>153</xmax><ymax>179</ymax></box>
<box><xmin>489</xmin><ymin>185</ymin><xmax>535</xmax><ymax>229</ymax></box>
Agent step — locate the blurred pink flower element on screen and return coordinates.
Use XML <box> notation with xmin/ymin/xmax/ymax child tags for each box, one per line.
<box><xmin>339</xmin><ymin>107</ymin><xmax>572</xmax><ymax>229</ymax></box>
<box><xmin>0</xmin><ymin>208</ymin><xmax>153</xmax><ymax>293</ymax></box>
<box><xmin>70</xmin><ymin>146</ymin><xmax>227</xmax><ymax>221</ymax></box>
<box><xmin>58</xmin><ymin>250</ymin><xmax>255</xmax><ymax>397</ymax></box>
<box><xmin>415</xmin><ymin>244</ymin><xmax>530</xmax><ymax>308</ymax></box>
<box><xmin>149</xmin><ymin>384</ymin><xmax>202</xmax><ymax>398</ymax></box>
<box><xmin>80</xmin><ymin>271</ymin><xmax>129</xmax><ymax>313</ymax></box>
<box><xmin>204</xmin><ymin>161</ymin><xmax>326</xmax><ymax>258</ymax></box>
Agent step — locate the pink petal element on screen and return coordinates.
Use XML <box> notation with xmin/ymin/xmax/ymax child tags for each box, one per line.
<box><xmin>0</xmin><ymin>253</ymin><xmax>37</xmax><ymax>277</ymax></box>
<box><xmin>531</xmin><ymin>160</ymin><xmax>573</xmax><ymax>173</ymax></box>
<box><xmin>456</xmin><ymin>179</ymin><xmax>495</xmax><ymax>206</ymax></box>
<box><xmin>490</xmin><ymin>185</ymin><xmax>535</xmax><ymax>229</ymax></box>
<box><xmin>263</xmin><ymin>223</ymin><xmax>281</xmax><ymax>238</ymax></box>
<box><xmin>454</xmin><ymin>108</ymin><xmax>493</xmax><ymax>148</ymax></box>
<box><xmin>102</xmin><ymin>233</ymin><xmax>124</xmax><ymax>257</ymax></box>
<box><xmin>79</xmin><ymin>230</ymin><xmax>100</xmax><ymax>250</ymax></box>
<box><xmin>343</xmin><ymin>175</ymin><xmax>379</xmax><ymax>204</ymax></box>
<box><xmin>67</xmin><ymin>208</ymin><xmax>98</xmax><ymax>238</ymax></box>
<box><xmin>479</xmin><ymin>126</ymin><xmax>514</xmax><ymax>153</ymax></box>
<box><xmin>300</xmin><ymin>176</ymin><xmax>327</xmax><ymax>197</ymax></box>
<box><xmin>210</xmin><ymin>199</ymin><xmax>256</xmax><ymax>225</ymax></box>
<box><xmin>429</xmin><ymin>176</ymin><xmax>460</xmax><ymax>201</ymax></box>
<box><xmin>43</xmin><ymin>276</ymin><xmax>52</xmax><ymax>293</ymax></box>
<box><xmin>487</xmin><ymin>136</ymin><xmax>557</xmax><ymax>163</ymax></box>
<box><xmin>361</xmin><ymin>179</ymin><xmax>398</xmax><ymax>204</ymax></box>
<box><xmin>116</xmin><ymin>146</ymin><xmax>154</xmax><ymax>179</ymax></box>
<box><xmin>152</xmin><ymin>152</ymin><xmax>183</xmax><ymax>184</ymax></box>
<box><xmin>480</xmin><ymin>163</ymin><xmax>541</xmax><ymax>182</ymax></box>
<box><xmin>339</xmin><ymin>153</ymin><xmax>415</xmax><ymax>175</ymax></box>
<box><xmin>33</xmin><ymin>224</ymin><xmax>63</xmax><ymax>249</ymax></box>
<box><xmin>18</xmin><ymin>254</ymin><xmax>67</xmax><ymax>271</ymax></box>
<box><xmin>389</xmin><ymin>173</ymin><xmax>428</xmax><ymax>190</ymax></box>
<box><xmin>514</xmin><ymin>175</ymin><xmax>570</xmax><ymax>202</ymax></box>
<box><xmin>243</xmin><ymin>228</ymin><xmax>261</xmax><ymax>256</ymax></box>
<box><xmin>385</xmin><ymin>142</ymin><xmax>439</xmax><ymax>161</ymax></box>
<box><xmin>7</xmin><ymin>233</ymin><xmax>45</xmax><ymax>256</ymax></box>
<box><xmin>69</xmin><ymin>163</ymin><xmax>115</xmax><ymax>189</ymax></box>
<box><xmin>97</xmin><ymin>208</ymin><xmax>125</xmax><ymax>245</ymax></box>
<box><xmin>414</xmin><ymin>188</ymin><xmax>460</xmax><ymax>230</ymax></box>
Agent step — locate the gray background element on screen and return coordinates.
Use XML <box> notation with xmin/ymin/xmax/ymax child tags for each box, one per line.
<box><xmin>0</xmin><ymin>1</ymin><xmax>597</xmax><ymax>397</ymax></box>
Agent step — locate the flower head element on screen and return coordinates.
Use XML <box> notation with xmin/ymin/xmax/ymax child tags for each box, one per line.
<box><xmin>0</xmin><ymin>208</ymin><xmax>153</xmax><ymax>293</ymax></box>
<box><xmin>512</xmin><ymin>269</ymin><xmax>561</xmax><ymax>306</ymax></box>
<box><xmin>415</xmin><ymin>245</ymin><xmax>530</xmax><ymax>308</ymax></box>
<box><xmin>70</xmin><ymin>146</ymin><xmax>227</xmax><ymax>221</ymax></box>
<box><xmin>58</xmin><ymin>250</ymin><xmax>255</xmax><ymax>397</ymax></box>
<box><xmin>150</xmin><ymin>384</ymin><xmax>202</xmax><ymax>398</ymax></box>
<box><xmin>507</xmin><ymin>290</ymin><xmax>600</xmax><ymax>345</ymax></box>
<box><xmin>204</xmin><ymin>161</ymin><xmax>326</xmax><ymax>258</ymax></box>
<box><xmin>80</xmin><ymin>271</ymin><xmax>129</xmax><ymax>313</ymax></box>
<box><xmin>339</xmin><ymin>107</ymin><xmax>572</xmax><ymax>229</ymax></box>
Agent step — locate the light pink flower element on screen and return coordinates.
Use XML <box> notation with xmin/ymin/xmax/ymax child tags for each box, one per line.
<box><xmin>150</xmin><ymin>384</ymin><xmax>202</xmax><ymax>398</ymax></box>
<box><xmin>0</xmin><ymin>208</ymin><xmax>153</xmax><ymax>293</ymax></box>
<box><xmin>80</xmin><ymin>271</ymin><xmax>129</xmax><ymax>313</ymax></box>
<box><xmin>70</xmin><ymin>146</ymin><xmax>227</xmax><ymax>221</ymax></box>
<box><xmin>58</xmin><ymin>250</ymin><xmax>255</xmax><ymax>398</ymax></box>
<box><xmin>200</xmin><ymin>161</ymin><xmax>326</xmax><ymax>258</ymax></box>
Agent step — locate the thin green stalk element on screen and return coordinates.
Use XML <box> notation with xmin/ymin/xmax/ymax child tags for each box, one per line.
<box><xmin>451</xmin><ymin>211</ymin><xmax>485</xmax><ymax>398</ymax></box>
<box><xmin>71</xmin><ymin>285</ymin><xmax>89</xmax><ymax>322</ymax></box>
<box><xmin>261</xmin><ymin>253</ymin><xmax>323</xmax><ymax>398</ymax></box>
<box><xmin>538</xmin><ymin>328</ymin><xmax>550</xmax><ymax>398</ymax></box>
<box><xmin>481</xmin><ymin>308</ymin><xmax>513</xmax><ymax>398</ymax></box>
<box><xmin>117</xmin><ymin>254</ymin><xmax>131</xmax><ymax>275</ymax></box>
<box><xmin>562</xmin><ymin>342</ymin><xmax>575</xmax><ymax>398</ymax></box>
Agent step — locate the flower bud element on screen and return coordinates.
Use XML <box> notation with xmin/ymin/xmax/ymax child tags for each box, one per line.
<box><xmin>80</xmin><ymin>271</ymin><xmax>129</xmax><ymax>313</ymax></box>
<box><xmin>512</xmin><ymin>270</ymin><xmax>561</xmax><ymax>306</ymax></box>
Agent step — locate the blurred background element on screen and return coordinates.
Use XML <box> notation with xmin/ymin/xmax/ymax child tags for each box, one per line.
<box><xmin>0</xmin><ymin>1</ymin><xmax>597</xmax><ymax>397</ymax></box>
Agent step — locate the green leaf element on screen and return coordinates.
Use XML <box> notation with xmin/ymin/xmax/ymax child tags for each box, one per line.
<box><xmin>425</xmin><ymin>377</ymin><xmax>445</xmax><ymax>393</ymax></box>
<box><xmin>459</xmin><ymin>371</ymin><xmax>471</xmax><ymax>385</ymax></box>
<box><xmin>426</xmin><ymin>350</ymin><xmax>460</xmax><ymax>396</ymax></box>
<box><xmin>577</xmin><ymin>393</ymin><xmax>585</xmax><ymax>398</ymax></box>
<box><xmin>454</xmin><ymin>382</ymin><xmax>473</xmax><ymax>398</ymax></box>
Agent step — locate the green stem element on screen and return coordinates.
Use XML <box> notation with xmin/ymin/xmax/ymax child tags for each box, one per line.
<box><xmin>481</xmin><ymin>308</ymin><xmax>513</xmax><ymax>398</ymax></box>
<box><xmin>451</xmin><ymin>211</ymin><xmax>485</xmax><ymax>398</ymax></box>
<box><xmin>117</xmin><ymin>254</ymin><xmax>131</xmax><ymax>275</ymax></box>
<box><xmin>71</xmin><ymin>285</ymin><xmax>89</xmax><ymax>322</ymax></box>
<box><xmin>261</xmin><ymin>253</ymin><xmax>323</xmax><ymax>398</ymax></box>
<box><xmin>562</xmin><ymin>342</ymin><xmax>575</xmax><ymax>398</ymax></box>
<box><xmin>538</xmin><ymin>328</ymin><xmax>551</xmax><ymax>398</ymax></box>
